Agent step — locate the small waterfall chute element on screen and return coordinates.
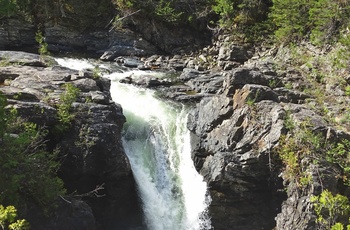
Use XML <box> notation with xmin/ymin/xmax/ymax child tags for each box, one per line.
<box><xmin>55</xmin><ymin>58</ymin><xmax>211</xmax><ymax>230</ymax></box>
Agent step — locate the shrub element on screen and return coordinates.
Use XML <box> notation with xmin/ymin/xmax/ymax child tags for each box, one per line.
<box><xmin>311</xmin><ymin>190</ymin><xmax>350</xmax><ymax>229</ymax></box>
<box><xmin>0</xmin><ymin>205</ymin><xmax>30</xmax><ymax>230</ymax></box>
<box><xmin>0</xmin><ymin>93</ymin><xmax>65</xmax><ymax>212</ymax></box>
<box><xmin>55</xmin><ymin>83</ymin><xmax>80</xmax><ymax>132</ymax></box>
<box><xmin>276</xmin><ymin>119</ymin><xmax>326</xmax><ymax>187</ymax></box>
<box><xmin>270</xmin><ymin>0</ymin><xmax>311</xmax><ymax>42</ymax></box>
<box><xmin>0</xmin><ymin>0</ymin><xmax>17</xmax><ymax>17</ymax></box>
<box><xmin>309</xmin><ymin>0</ymin><xmax>350</xmax><ymax>45</ymax></box>
<box><xmin>326</xmin><ymin>139</ymin><xmax>350</xmax><ymax>186</ymax></box>
<box><xmin>270</xmin><ymin>0</ymin><xmax>350</xmax><ymax>44</ymax></box>
<box><xmin>35</xmin><ymin>30</ymin><xmax>50</xmax><ymax>56</ymax></box>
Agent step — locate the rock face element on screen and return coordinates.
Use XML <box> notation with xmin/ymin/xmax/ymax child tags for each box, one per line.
<box><xmin>0</xmin><ymin>2</ymin><xmax>210</xmax><ymax>56</ymax></box>
<box><xmin>0</xmin><ymin>51</ymin><xmax>143</xmax><ymax>230</ymax></box>
<box><xmin>137</xmin><ymin>49</ymin><xmax>349</xmax><ymax>229</ymax></box>
<box><xmin>187</xmin><ymin>62</ymin><xmax>286</xmax><ymax>230</ymax></box>
<box><xmin>0</xmin><ymin>18</ymin><xmax>36</xmax><ymax>49</ymax></box>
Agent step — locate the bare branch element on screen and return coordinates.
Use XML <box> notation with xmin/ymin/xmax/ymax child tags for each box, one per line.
<box><xmin>71</xmin><ymin>183</ymin><xmax>106</xmax><ymax>198</ymax></box>
<box><xmin>59</xmin><ymin>195</ymin><xmax>72</xmax><ymax>204</ymax></box>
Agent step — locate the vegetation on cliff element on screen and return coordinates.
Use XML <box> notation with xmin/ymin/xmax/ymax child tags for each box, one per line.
<box><xmin>0</xmin><ymin>82</ymin><xmax>81</xmax><ymax>226</ymax></box>
<box><xmin>0</xmin><ymin>93</ymin><xmax>65</xmax><ymax>212</ymax></box>
<box><xmin>1</xmin><ymin>0</ymin><xmax>349</xmax><ymax>44</ymax></box>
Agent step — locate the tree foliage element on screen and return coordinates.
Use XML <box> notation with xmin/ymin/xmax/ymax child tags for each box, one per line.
<box><xmin>212</xmin><ymin>0</ymin><xmax>271</xmax><ymax>27</ymax></box>
<box><xmin>0</xmin><ymin>205</ymin><xmax>29</xmax><ymax>230</ymax></box>
<box><xmin>112</xmin><ymin>0</ymin><xmax>213</xmax><ymax>24</ymax></box>
<box><xmin>270</xmin><ymin>0</ymin><xmax>350</xmax><ymax>44</ymax></box>
<box><xmin>311</xmin><ymin>190</ymin><xmax>350</xmax><ymax>229</ymax></box>
<box><xmin>2</xmin><ymin>0</ymin><xmax>349</xmax><ymax>46</ymax></box>
<box><xmin>0</xmin><ymin>93</ymin><xmax>65</xmax><ymax>212</ymax></box>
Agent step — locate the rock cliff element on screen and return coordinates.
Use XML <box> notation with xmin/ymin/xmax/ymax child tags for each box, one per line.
<box><xmin>0</xmin><ymin>0</ymin><xmax>210</xmax><ymax>56</ymax></box>
<box><xmin>116</xmin><ymin>40</ymin><xmax>350</xmax><ymax>229</ymax></box>
<box><xmin>179</xmin><ymin>46</ymin><xmax>350</xmax><ymax>229</ymax></box>
<box><xmin>0</xmin><ymin>51</ymin><xmax>143</xmax><ymax>229</ymax></box>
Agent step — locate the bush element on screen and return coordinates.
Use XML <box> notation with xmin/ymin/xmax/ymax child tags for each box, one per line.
<box><xmin>269</xmin><ymin>0</ymin><xmax>311</xmax><ymax>42</ymax></box>
<box><xmin>55</xmin><ymin>83</ymin><xmax>80</xmax><ymax>132</ymax></box>
<box><xmin>270</xmin><ymin>0</ymin><xmax>350</xmax><ymax>44</ymax></box>
<box><xmin>311</xmin><ymin>190</ymin><xmax>350</xmax><ymax>229</ymax></box>
<box><xmin>212</xmin><ymin>0</ymin><xmax>271</xmax><ymax>27</ymax></box>
<box><xmin>0</xmin><ymin>93</ymin><xmax>65</xmax><ymax>212</ymax></box>
<box><xmin>0</xmin><ymin>0</ymin><xmax>17</xmax><ymax>17</ymax></box>
<box><xmin>0</xmin><ymin>205</ymin><xmax>30</xmax><ymax>230</ymax></box>
<box><xmin>326</xmin><ymin>139</ymin><xmax>350</xmax><ymax>186</ymax></box>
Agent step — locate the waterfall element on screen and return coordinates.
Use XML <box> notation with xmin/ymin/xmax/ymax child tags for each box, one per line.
<box><xmin>55</xmin><ymin>58</ymin><xmax>212</xmax><ymax>230</ymax></box>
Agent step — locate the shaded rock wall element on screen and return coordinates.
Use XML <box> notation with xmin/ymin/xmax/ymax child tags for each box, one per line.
<box><xmin>0</xmin><ymin>0</ymin><xmax>211</xmax><ymax>56</ymax></box>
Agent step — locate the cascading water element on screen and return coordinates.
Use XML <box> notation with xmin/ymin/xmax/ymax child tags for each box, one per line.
<box><xmin>55</xmin><ymin>58</ymin><xmax>212</xmax><ymax>230</ymax></box>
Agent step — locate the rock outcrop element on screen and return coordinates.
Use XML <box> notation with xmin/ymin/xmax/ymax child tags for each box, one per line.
<box><xmin>116</xmin><ymin>45</ymin><xmax>350</xmax><ymax>229</ymax></box>
<box><xmin>0</xmin><ymin>51</ymin><xmax>143</xmax><ymax>230</ymax></box>
<box><xmin>0</xmin><ymin>0</ymin><xmax>211</xmax><ymax>57</ymax></box>
<box><xmin>182</xmin><ymin>55</ymin><xmax>350</xmax><ymax>229</ymax></box>
<box><xmin>185</xmin><ymin>61</ymin><xmax>285</xmax><ymax>230</ymax></box>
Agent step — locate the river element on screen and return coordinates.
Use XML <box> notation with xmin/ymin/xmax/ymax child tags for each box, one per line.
<box><xmin>55</xmin><ymin>58</ymin><xmax>212</xmax><ymax>230</ymax></box>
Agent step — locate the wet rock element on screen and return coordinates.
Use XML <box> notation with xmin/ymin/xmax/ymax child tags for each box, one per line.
<box><xmin>120</xmin><ymin>74</ymin><xmax>173</xmax><ymax>88</ymax></box>
<box><xmin>233</xmin><ymin>84</ymin><xmax>279</xmax><ymax>109</ymax></box>
<box><xmin>186</xmin><ymin>72</ymin><xmax>225</xmax><ymax>94</ymax></box>
<box><xmin>72</xmin><ymin>78</ymin><xmax>100</xmax><ymax>92</ymax></box>
<box><xmin>0</xmin><ymin>86</ymin><xmax>40</xmax><ymax>102</ymax></box>
<box><xmin>26</xmin><ymin>199</ymin><xmax>96</xmax><ymax>230</ymax></box>
<box><xmin>223</xmin><ymin>66</ymin><xmax>278</xmax><ymax>96</ymax></box>
<box><xmin>100</xmin><ymin>46</ymin><xmax>145</xmax><ymax>61</ymax></box>
<box><xmin>189</xmin><ymin>93</ymin><xmax>286</xmax><ymax>229</ymax></box>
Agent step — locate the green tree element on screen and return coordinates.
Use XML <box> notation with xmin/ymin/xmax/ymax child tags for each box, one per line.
<box><xmin>311</xmin><ymin>190</ymin><xmax>350</xmax><ymax>229</ymax></box>
<box><xmin>270</xmin><ymin>0</ymin><xmax>311</xmax><ymax>42</ymax></box>
<box><xmin>0</xmin><ymin>0</ymin><xmax>17</xmax><ymax>17</ymax></box>
<box><xmin>326</xmin><ymin>139</ymin><xmax>350</xmax><ymax>186</ymax></box>
<box><xmin>55</xmin><ymin>83</ymin><xmax>80</xmax><ymax>132</ymax></box>
<box><xmin>270</xmin><ymin>0</ymin><xmax>350</xmax><ymax>44</ymax></box>
<box><xmin>0</xmin><ymin>93</ymin><xmax>65</xmax><ymax>212</ymax></box>
<box><xmin>309</xmin><ymin>0</ymin><xmax>350</xmax><ymax>45</ymax></box>
<box><xmin>0</xmin><ymin>205</ymin><xmax>29</xmax><ymax>230</ymax></box>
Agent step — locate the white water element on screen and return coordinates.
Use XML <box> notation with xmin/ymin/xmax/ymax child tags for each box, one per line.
<box><xmin>55</xmin><ymin>58</ymin><xmax>212</xmax><ymax>230</ymax></box>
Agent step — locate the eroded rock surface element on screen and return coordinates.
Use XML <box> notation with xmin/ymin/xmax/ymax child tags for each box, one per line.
<box><xmin>0</xmin><ymin>51</ymin><xmax>142</xmax><ymax>230</ymax></box>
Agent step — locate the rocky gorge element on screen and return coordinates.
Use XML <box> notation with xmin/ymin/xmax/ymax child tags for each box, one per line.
<box><xmin>0</xmin><ymin>51</ymin><xmax>143</xmax><ymax>229</ymax></box>
<box><xmin>1</xmin><ymin>5</ymin><xmax>350</xmax><ymax>230</ymax></box>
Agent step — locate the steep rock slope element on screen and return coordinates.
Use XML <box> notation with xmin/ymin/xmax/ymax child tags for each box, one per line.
<box><xmin>0</xmin><ymin>51</ymin><xmax>142</xmax><ymax>229</ymax></box>
<box><xmin>184</xmin><ymin>48</ymin><xmax>350</xmax><ymax>229</ymax></box>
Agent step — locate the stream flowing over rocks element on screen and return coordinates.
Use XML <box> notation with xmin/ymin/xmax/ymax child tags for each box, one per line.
<box><xmin>1</xmin><ymin>12</ymin><xmax>350</xmax><ymax>228</ymax></box>
<box><xmin>114</xmin><ymin>43</ymin><xmax>350</xmax><ymax>229</ymax></box>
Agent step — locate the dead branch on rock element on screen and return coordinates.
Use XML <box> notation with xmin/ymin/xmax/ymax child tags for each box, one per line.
<box><xmin>71</xmin><ymin>183</ymin><xmax>106</xmax><ymax>199</ymax></box>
